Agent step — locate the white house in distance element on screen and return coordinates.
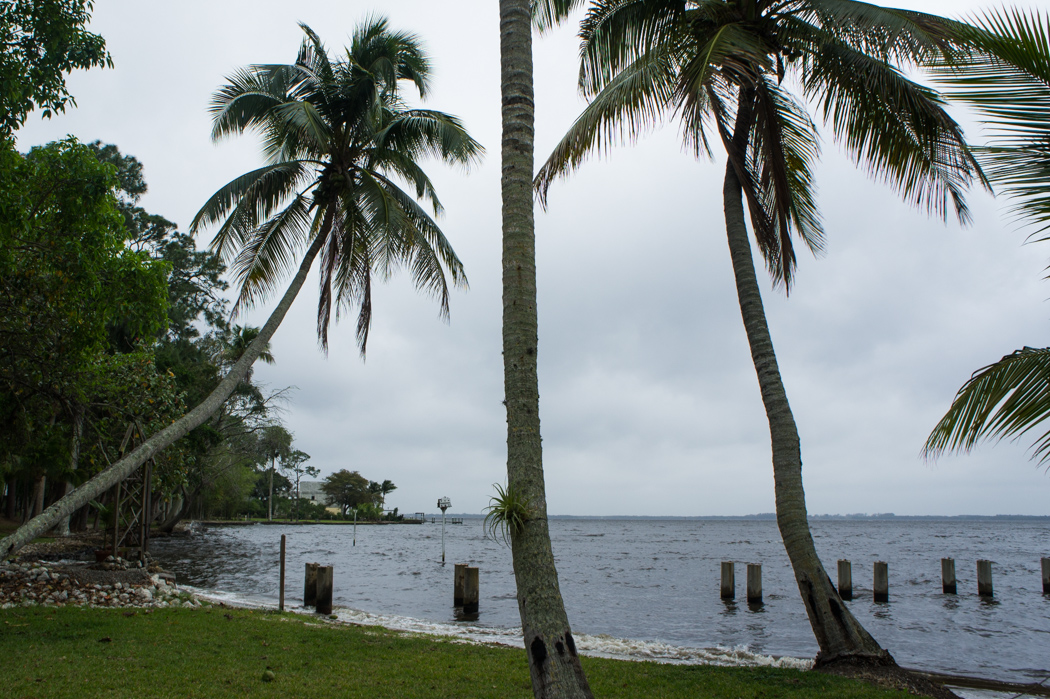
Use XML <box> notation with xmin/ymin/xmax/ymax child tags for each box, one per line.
<box><xmin>297</xmin><ymin>481</ymin><xmax>338</xmax><ymax>514</ymax></box>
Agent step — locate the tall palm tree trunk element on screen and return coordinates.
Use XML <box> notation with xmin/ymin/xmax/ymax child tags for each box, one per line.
<box><xmin>0</xmin><ymin>231</ymin><xmax>328</xmax><ymax>560</ymax></box>
<box><xmin>499</xmin><ymin>1</ymin><xmax>592</xmax><ymax>697</ymax></box>
<box><xmin>722</xmin><ymin>159</ymin><xmax>889</xmax><ymax>667</ymax></box>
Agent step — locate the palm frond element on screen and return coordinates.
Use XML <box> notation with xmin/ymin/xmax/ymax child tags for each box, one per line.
<box><xmin>536</xmin><ymin>47</ymin><xmax>680</xmax><ymax>205</ymax></box>
<box><xmin>228</xmin><ymin>193</ymin><xmax>314</xmax><ymax>315</ymax></box>
<box><xmin>927</xmin><ymin>8</ymin><xmax>1050</xmax><ymax>233</ymax></box>
<box><xmin>189</xmin><ymin>161</ymin><xmax>313</xmax><ymax>260</ymax></box>
<box><xmin>579</xmin><ymin>0</ymin><xmax>686</xmax><ymax>92</ymax></box>
<box><xmin>803</xmin><ymin>40</ymin><xmax>984</xmax><ymax>225</ymax></box>
<box><xmin>924</xmin><ymin>347</ymin><xmax>1050</xmax><ymax>465</ymax></box>
<box><xmin>750</xmin><ymin>77</ymin><xmax>825</xmax><ymax>286</ymax></box>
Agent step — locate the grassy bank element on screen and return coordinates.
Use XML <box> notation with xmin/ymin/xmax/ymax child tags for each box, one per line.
<box><xmin>0</xmin><ymin>606</ymin><xmax>917</xmax><ymax>699</ymax></box>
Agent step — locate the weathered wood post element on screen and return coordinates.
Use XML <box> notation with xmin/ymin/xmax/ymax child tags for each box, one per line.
<box><xmin>1042</xmin><ymin>558</ymin><xmax>1050</xmax><ymax>595</ymax></box>
<box><xmin>873</xmin><ymin>561</ymin><xmax>889</xmax><ymax>602</ymax></box>
<box><xmin>279</xmin><ymin>534</ymin><xmax>286</xmax><ymax>611</ymax></box>
<box><xmin>941</xmin><ymin>557</ymin><xmax>957</xmax><ymax>594</ymax></box>
<box><xmin>746</xmin><ymin>563</ymin><xmax>762</xmax><ymax>604</ymax></box>
<box><xmin>463</xmin><ymin>566</ymin><xmax>479</xmax><ymax>614</ymax></box>
<box><xmin>454</xmin><ymin>563</ymin><xmax>467</xmax><ymax>606</ymax></box>
<box><xmin>977</xmin><ymin>559</ymin><xmax>993</xmax><ymax>597</ymax></box>
<box><xmin>720</xmin><ymin>561</ymin><xmax>735</xmax><ymax>599</ymax></box>
<box><xmin>304</xmin><ymin>562</ymin><xmax>319</xmax><ymax>608</ymax></box>
<box><xmin>837</xmin><ymin>559</ymin><xmax>852</xmax><ymax>600</ymax></box>
<box><xmin>316</xmin><ymin>565</ymin><xmax>333</xmax><ymax>615</ymax></box>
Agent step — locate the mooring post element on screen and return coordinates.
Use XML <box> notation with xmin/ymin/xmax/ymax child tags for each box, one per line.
<box><xmin>304</xmin><ymin>562</ymin><xmax>319</xmax><ymax>608</ymax></box>
<box><xmin>720</xmin><ymin>561</ymin><xmax>735</xmax><ymax>600</ymax></box>
<box><xmin>454</xmin><ymin>563</ymin><xmax>467</xmax><ymax>606</ymax></box>
<box><xmin>977</xmin><ymin>559</ymin><xmax>993</xmax><ymax>597</ymax></box>
<box><xmin>463</xmin><ymin>566</ymin><xmax>479</xmax><ymax>614</ymax></box>
<box><xmin>279</xmin><ymin>534</ymin><xmax>286</xmax><ymax>612</ymax></box>
<box><xmin>874</xmin><ymin>561</ymin><xmax>889</xmax><ymax>602</ymax></box>
<box><xmin>746</xmin><ymin>563</ymin><xmax>762</xmax><ymax>604</ymax></box>
<box><xmin>316</xmin><ymin>565</ymin><xmax>333</xmax><ymax>615</ymax></box>
<box><xmin>837</xmin><ymin>559</ymin><xmax>852</xmax><ymax>600</ymax></box>
<box><xmin>1042</xmin><ymin>558</ymin><xmax>1050</xmax><ymax>595</ymax></box>
<box><xmin>941</xmin><ymin>557</ymin><xmax>957</xmax><ymax>594</ymax></box>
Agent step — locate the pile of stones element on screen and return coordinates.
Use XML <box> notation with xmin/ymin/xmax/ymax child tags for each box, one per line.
<box><xmin>0</xmin><ymin>560</ymin><xmax>205</xmax><ymax>610</ymax></box>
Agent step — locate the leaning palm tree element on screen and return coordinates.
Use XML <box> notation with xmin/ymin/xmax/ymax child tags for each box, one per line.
<box><xmin>923</xmin><ymin>9</ymin><xmax>1050</xmax><ymax>465</ymax></box>
<box><xmin>498</xmin><ymin>0</ymin><xmax>594</xmax><ymax>697</ymax></box>
<box><xmin>0</xmin><ymin>18</ymin><xmax>480</xmax><ymax>559</ymax></box>
<box><xmin>537</xmin><ymin>0</ymin><xmax>984</xmax><ymax>672</ymax></box>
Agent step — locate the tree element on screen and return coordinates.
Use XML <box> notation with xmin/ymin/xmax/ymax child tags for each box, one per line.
<box><xmin>321</xmin><ymin>469</ymin><xmax>371</xmax><ymax>515</ymax></box>
<box><xmin>923</xmin><ymin>10</ymin><xmax>1050</xmax><ymax>467</ymax></box>
<box><xmin>536</xmin><ymin>0</ymin><xmax>983</xmax><ymax>673</ymax></box>
<box><xmin>257</xmin><ymin>425</ymin><xmax>292</xmax><ymax>521</ymax></box>
<box><xmin>0</xmin><ymin>18</ymin><xmax>480</xmax><ymax>557</ymax></box>
<box><xmin>498</xmin><ymin>1</ymin><xmax>595</xmax><ymax>697</ymax></box>
<box><xmin>378</xmin><ymin>479</ymin><xmax>397</xmax><ymax>509</ymax></box>
<box><xmin>281</xmin><ymin>449</ymin><xmax>317</xmax><ymax>521</ymax></box>
<box><xmin>0</xmin><ymin>0</ymin><xmax>111</xmax><ymax>135</ymax></box>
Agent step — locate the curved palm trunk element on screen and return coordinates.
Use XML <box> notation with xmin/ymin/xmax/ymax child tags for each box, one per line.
<box><xmin>499</xmin><ymin>1</ymin><xmax>592</xmax><ymax>697</ymax></box>
<box><xmin>0</xmin><ymin>232</ymin><xmax>327</xmax><ymax>560</ymax></box>
<box><xmin>722</xmin><ymin>160</ymin><xmax>890</xmax><ymax>666</ymax></box>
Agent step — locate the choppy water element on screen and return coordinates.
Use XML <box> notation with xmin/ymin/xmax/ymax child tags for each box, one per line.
<box><xmin>150</xmin><ymin>517</ymin><xmax>1050</xmax><ymax>685</ymax></box>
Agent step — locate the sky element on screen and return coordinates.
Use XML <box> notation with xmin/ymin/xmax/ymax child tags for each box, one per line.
<box><xmin>14</xmin><ymin>0</ymin><xmax>1050</xmax><ymax>517</ymax></box>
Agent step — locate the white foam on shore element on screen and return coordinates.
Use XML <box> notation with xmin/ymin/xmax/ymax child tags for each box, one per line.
<box><xmin>185</xmin><ymin>586</ymin><xmax>811</xmax><ymax>671</ymax></box>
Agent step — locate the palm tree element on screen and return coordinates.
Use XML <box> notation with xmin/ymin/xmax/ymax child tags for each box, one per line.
<box><xmin>536</xmin><ymin>0</ymin><xmax>984</xmax><ymax>670</ymax></box>
<box><xmin>0</xmin><ymin>18</ymin><xmax>480</xmax><ymax>559</ymax></box>
<box><xmin>923</xmin><ymin>9</ymin><xmax>1050</xmax><ymax>465</ymax></box>
<box><xmin>379</xmin><ymin>479</ymin><xmax>397</xmax><ymax>508</ymax></box>
<box><xmin>498</xmin><ymin>0</ymin><xmax>594</xmax><ymax>696</ymax></box>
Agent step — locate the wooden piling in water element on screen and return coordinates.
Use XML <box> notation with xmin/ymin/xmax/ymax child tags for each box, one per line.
<box><xmin>304</xmin><ymin>562</ymin><xmax>319</xmax><ymax>607</ymax></box>
<box><xmin>454</xmin><ymin>563</ymin><xmax>467</xmax><ymax>606</ymax></box>
<box><xmin>837</xmin><ymin>559</ymin><xmax>852</xmax><ymax>600</ymax></box>
<box><xmin>279</xmin><ymin>535</ymin><xmax>286</xmax><ymax>612</ymax></box>
<box><xmin>746</xmin><ymin>564</ymin><xmax>762</xmax><ymax>604</ymax></box>
<box><xmin>1042</xmin><ymin>558</ymin><xmax>1050</xmax><ymax>595</ymax></box>
<box><xmin>316</xmin><ymin>565</ymin><xmax>333</xmax><ymax>615</ymax></box>
<box><xmin>941</xmin><ymin>557</ymin><xmax>956</xmax><ymax>594</ymax></box>
<box><xmin>977</xmin><ymin>559</ymin><xmax>993</xmax><ymax>597</ymax></box>
<box><xmin>720</xmin><ymin>561</ymin><xmax>735</xmax><ymax>599</ymax></box>
<box><xmin>463</xmin><ymin>566</ymin><xmax>479</xmax><ymax>614</ymax></box>
<box><xmin>873</xmin><ymin>561</ymin><xmax>888</xmax><ymax>602</ymax></box>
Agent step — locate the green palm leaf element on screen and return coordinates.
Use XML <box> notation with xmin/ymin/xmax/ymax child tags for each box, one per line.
<box><xmin>924</xmin><ymin>347</ymin><xmax>1050</xmax><ymax>465</ymax></box>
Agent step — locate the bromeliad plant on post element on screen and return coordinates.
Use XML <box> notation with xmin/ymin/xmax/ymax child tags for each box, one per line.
<box><xmin>0</xmin><ymin>18</ymin><xmax>481</xmax><ymax>559</ymax></box>
<box><xmin>537</xmin><ymin>0</ymin><xmax>985</xmax><ymax>679</ymax></box>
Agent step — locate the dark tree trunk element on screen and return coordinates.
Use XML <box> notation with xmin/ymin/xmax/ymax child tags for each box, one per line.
<box><xmin>499</xmin><ymin>1</ymin><xmax>593</xmax><ymax>697</ymax></box>
<box><xmin>721</xmin><ymin>120</ymin><xmax>890</xmax><ymax>665</ymax></box>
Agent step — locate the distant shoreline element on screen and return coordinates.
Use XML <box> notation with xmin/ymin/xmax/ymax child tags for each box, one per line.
<box><xmin>214</xmin><ymin>513</ymin><xmax>1050</xmax><ymax>522</ymax></box>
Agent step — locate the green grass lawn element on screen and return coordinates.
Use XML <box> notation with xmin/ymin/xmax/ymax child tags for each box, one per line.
<box><xmin>0</xmin><ymin>606</ymin><xmax>918</xmax><ymax>699</ymax></box>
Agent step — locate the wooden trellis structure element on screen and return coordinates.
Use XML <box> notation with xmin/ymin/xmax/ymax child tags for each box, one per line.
<box><xmin>105</xmin><ymin>421</ymin><xmax>155</xmax><ymax>558</ymax></box>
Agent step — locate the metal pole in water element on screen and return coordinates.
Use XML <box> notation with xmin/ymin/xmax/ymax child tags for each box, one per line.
<box><xmin>353</xmin><ymin>508</ymin><xmax>357</xmax><ymax>547</ymax></box>
<box><xmin>279</xmin><ymin>534</ymin><xmax>286</xmax><ymax>612</ymax></box>
<box><xmin>437</xmin><ymin>497</ymin><xmax>451</xmax><ymax>564</ymax></box>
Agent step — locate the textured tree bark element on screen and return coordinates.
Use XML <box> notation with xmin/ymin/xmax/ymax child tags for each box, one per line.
<box><xmin>54</xmin><ymin>407</ymin><xmax>84</xmax><ymax>536</ymax></box>
<box><xmin>0</xmin><ymin>233</ymin><xmax>327</xmax><ymax>560</ymax></box>
<box><xmin>721</xmin><ymin>157</ymin><xmax>890</xmax><ymax>666</ymax></box>
<box><xmin>499</xmin><ymin>1</ymin><xmax>593</xmax><ymax>697</ymax></box>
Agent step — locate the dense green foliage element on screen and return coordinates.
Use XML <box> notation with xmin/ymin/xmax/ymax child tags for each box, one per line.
<box><xmin>0</xmin><ymin>0</ymin><xmax>111</xmax><ymax>135</ymax></box>
<box><xmin>0</xmin><ymin>606</ymin><xmax>917</xmax><ymax>699</ymax></box>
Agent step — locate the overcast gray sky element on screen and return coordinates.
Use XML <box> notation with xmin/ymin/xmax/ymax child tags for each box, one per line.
<box><xmin>15</xmin><ymin>0</ymin><xmax>1050</xmax><ymax>516</ymax></box>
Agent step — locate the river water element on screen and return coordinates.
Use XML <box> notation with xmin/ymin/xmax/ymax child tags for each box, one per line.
<box><xmin>150</xmin><ymin>517</ymin><xmax>1050</xmax><ymax>685</ymax></box>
